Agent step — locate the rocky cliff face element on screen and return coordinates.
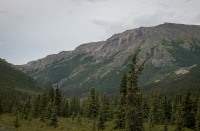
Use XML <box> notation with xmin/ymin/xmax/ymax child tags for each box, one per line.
<box><xmin>17</xmin><ymin>23</ymin><xmax>200</xmax><ymax>97</ymax></box>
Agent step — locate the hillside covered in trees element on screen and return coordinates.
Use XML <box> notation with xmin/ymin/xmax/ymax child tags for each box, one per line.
<box><xmin>0</xmin><ymin>58</ymin><xmax>44</xmax><ymax>99</ymax></box>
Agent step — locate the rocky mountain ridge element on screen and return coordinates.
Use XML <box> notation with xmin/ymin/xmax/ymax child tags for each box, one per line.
<box><xmin>17</xmin><ymin>23</ymin><xmax>200</xmax><ymax>97</ymax></box>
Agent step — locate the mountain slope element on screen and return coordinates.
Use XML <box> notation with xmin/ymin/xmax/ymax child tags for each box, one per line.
<box><xmin>17</xmin><ymin>23</ymin><xmax>200</xmax><ymax>97</ymax></box>
<box><xmin>0</xmin><ymin>59</ymin><xmax>43</xmax><ymax>99</ymax></box>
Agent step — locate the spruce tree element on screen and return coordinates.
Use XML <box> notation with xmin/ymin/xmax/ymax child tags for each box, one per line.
<box><xmin>120</xmin><ymin>74</ymin><xmax>128</xmax><ymax>102</ymax></box>
<box><xmin>108</xmin><ymin>100</ymin><xmax>115</xmax><ymax>120</ymax></box>
<box><xmin>48</xmin><ymin>87</ymin><xmax>54</xmax><ymax>103</ymax></box>
<box><xmin>55</xmin><ymin>86</ymin><xmax>62</xmax><ymax>116</ymax></box>
<box><xmin>23</xmin><ymin>97</ymin><xmax>31</xmax><ymax>120</ymax></box>
<box><xmin>166</xmin><ymin>97</ymin><xmax>172</xmax><ymax>123</ymax></box>
<box><xmin>157</xmin><ymin>94</ymin><xmax>165</xmax><ymax>124</ymax></box>
<box><xmin>95</xmin><ymin>91</ymin><xmax>100</xmax><ymax>116</ymax></box>
<box><xmin>174</xmin><ymin>100</ymin><xmax>183</xmax><ymax>131</ymax></box>
<box><xmin>115</xmin><ymin>74</ymin><xmax>127</xmax><ymax>129</ymax></box>
<box><xmin>101</xmin><ymin>94</ymin><xmax>110</xmax><ymax>121</ymax></box>
<box><xmin>182</xmin><ymin>91</ymin><xmax>195</xmax><ymax>129</ymax></box>
<box><xmin>171</xmin><ymin>95</ymin><xmax>182</xmax><ymax>124</ymax></box>
<box><xmin>87</xmin><ymin>88</ymin><xmax>98</xmax><ymax>119</ymax></box>
<box><xmin>125</xmin><ymin>54</ymin><xmax>143</xmax><ymax>131</ymax></box>
<box><xmin>31</xmin><ymin>95</ymin><xmax>39</xmax><ymax>118</ymax></box>
<box><xmin>142</xmin><ymin>98</ymin><xmax>149</xmax><ymax>122</ymax></box>
<box><xmin>45</xmin><ymin>101</ymin><xmax>53</xmax><ymax>122</ymax></box>
<box><xmin>40</xmin><ymin>94</ymin><xmax>48</xmax><ymax>122</ymax></box>
<box><xmin>148</xmin><ymin>94</ymin><xmax>156</xmax><ymax>128</ymax></box>
<box><xmin>49</xmin><ymin>106</ymin><xmax>58</xmax><ymax>127</ymax></box>
<box><xmin>61</xmin><ymin>100</ymin><xmax>69</xmax><ymax>117</ymax></box>
<box><xmin>98</xmin><ymin>108</ymin><xmax>105</xmax><ymax>130</ymax></box>
<box><xmin>81</xmin><ymin>99</ymin><xmax>88</xmax><ymax>117</ymax></box>
<box><xmin>70</xmin><ymin>96</ymin><xmax>80</xmax><ymax>116</ymax></box>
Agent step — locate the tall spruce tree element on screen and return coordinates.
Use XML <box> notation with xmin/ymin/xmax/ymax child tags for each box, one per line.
<box><xmin>87</xmin><ymin>88</ymin><xmax>98</xmax><ymax>119</ymax></box>
<box><xmin>81</xmin><ymin>99</ymin><xmax>88</xmax><ymax>117</ymax></box>
<box><xmin>40</xmin><ymin>94</ymin><xmax>48</xmax><ymax>122</ymax></box>
<box><xmin>182</xmin><ymin>91</ymin><xmax>195</xmax><ymax>129</ymax></box>
<box><xmin>22</xmin><ymin>97</ymin><xmax>31</xmax><ymax>120</ymax></box>
<box><xmin>142</xmin><ymin>97</ymin><xmax>149</xmax><ymax>122</ymax></box>
<box><xmin>45</xmin><ymin>101</ymin><xmax>53</xmax><ymax>122</ymax></box>
<box><xmin>48</xmin><ymin>87</ymin><xmax>54</xmax><ymax>103</ymax></box>
<box><xmin>98</xmin><ymin>107</ymin><xmax>105</xmax><ymax>130</ymax></box>
<box><xmin>70</xmin><ymin>96</ymin><xmax>80</xmax><ymax>116</ymax></box>
<box><xmin>157</xmin><ymin>94</ymin><xmax>165</xmax><ymax>124</ymax></box>
<box><xmin>95</xmin><ymin>91</ymin><xmax>100</xmax><ymax>117</ymax></box>
<box><xmin>61</xmin><ymin>100</ymin><xmax>69</xmax><ymax>117</ymax></box>
<box><xmin>125</xmin><ymin>54</ymin><xmax>143</xmax><ymax>131</ymax></box>
<box><xmin>55</xmin><ymin>86</ymin><xmax>62</xmax><ymax>116</ymax></box>
<box><xmin>49</xmin><ymin>106</ymin><xmax>58</xmax><ymax>127</ymax></box>
<box><xmin>31</xmin><ymin>95</ymin><xmax>39</xmax><ymax>118</ymax></box>
<box><xmin>171</xmin><ymin>95</ymin><xmax>182</xmax><ymax>124</ymax></box>
<box><xmin>148</xmin><ymin>92</ymin><xmax>158</xmax><ymax>128</ymax></box>
<box><xmin>101</xmin><ymin>94</ymin><xmax>110</xmax><ymax>121</ymax></box>
<box><xmin>175</xmin><ymin>100</ymin><xmax>183</xmax><ymax>131</ymax></box>
<box><xmin>115</xmin><ymin>74</ymin><xmax>127</xmax><ymax>129</ymax></box>
<box><xmin>165</xmin><ymin>97</ymin><xmax>172</xmax><ymax>123</ymax></box>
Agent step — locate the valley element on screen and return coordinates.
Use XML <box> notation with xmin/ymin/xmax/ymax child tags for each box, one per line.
<box><xmin>0</xmin><ymin>23</ymin><xmax>200</xmax><ymax>131</ymax></box>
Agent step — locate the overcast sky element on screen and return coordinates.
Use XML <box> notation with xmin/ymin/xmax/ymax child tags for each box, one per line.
<box><xmin>0</xmin><ymin>0</ymin><xmax>200</xmax><ymax>65</ymax></box>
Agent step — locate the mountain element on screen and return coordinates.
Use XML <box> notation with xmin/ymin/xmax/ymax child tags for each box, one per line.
<box><xmin>17</xmin><ymin>23</ymin><xmax>200</xmax><ymax>97</ymax></box>
<box><xmin>0</xmin><ymin>59</ymin><xmax>44</xmax><ymax>99</ymax></box>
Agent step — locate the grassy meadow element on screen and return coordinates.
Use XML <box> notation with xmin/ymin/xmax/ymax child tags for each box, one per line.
<box><xmin>0</xmin><ymin>114</ymin><xmax>194</xmax><ymax>131</ymax></box>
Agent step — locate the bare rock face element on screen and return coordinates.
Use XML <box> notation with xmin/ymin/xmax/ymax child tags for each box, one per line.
<box><xmin>175</xmin><ymin>64</ymin><xmax>197</xmax><ymax>75</ymax></box>
<box><xmin>151</xmin><ymin>48</ymin><xmax>175</xmax><ymax>68</ymax></box>
<box><xmin>180</xmin><ymin>42</ymin><xmax>193</xmax><ymax>50</ymax></box>
<box><xmin>74</xmin><ymin>41</ymin><xmax>105</xmax><ymax>55</ymax></box>
<box><xmin>18</xmin><ymin>51</ymin><xmax>73</xmax><ymax>73</ymax></box>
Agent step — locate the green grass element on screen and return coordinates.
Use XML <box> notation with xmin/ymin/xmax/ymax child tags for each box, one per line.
<box><xmin>0</xmin><ymin>114</ymin><xmax>195</xmax><ymax>131</ymax></box>
<box><xmin>0</xmin><ymin>114</ymin><xmax>93</xmax><ymax>131</ymax></box>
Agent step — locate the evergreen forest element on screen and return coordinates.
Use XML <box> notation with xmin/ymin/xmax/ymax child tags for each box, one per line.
<box><xmin>0</xmin><ymin>55</ymin><xmax>199</xmax><ymax>131</ymax></box>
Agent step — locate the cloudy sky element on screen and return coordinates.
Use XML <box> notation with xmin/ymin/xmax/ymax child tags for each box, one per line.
<box><xmin>0</xmin><ymin>0</ymin><xmax>200</xmax><ymax>64</ymax></box>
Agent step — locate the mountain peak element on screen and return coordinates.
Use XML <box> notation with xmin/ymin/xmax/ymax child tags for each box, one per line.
<box><xmin>16</xmin><ymin>23</ymin><xmax>200</xmax><ymax>97</ymax></box>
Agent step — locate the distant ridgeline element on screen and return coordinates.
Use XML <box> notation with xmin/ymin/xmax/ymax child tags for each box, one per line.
<box><xmin>0</xmin><ymin>58</ymin><xmax>44</xmax><ymax>99</ymax></box>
